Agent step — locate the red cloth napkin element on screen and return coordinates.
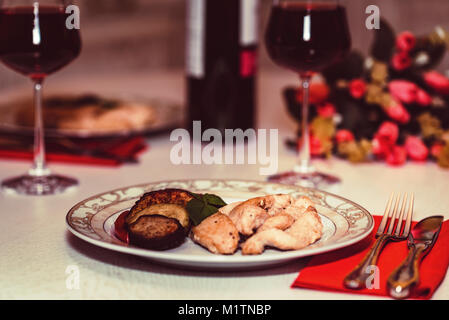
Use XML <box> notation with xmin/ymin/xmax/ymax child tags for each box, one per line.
<box><xmin>292</xmin><ymin>215</ymin><xmax>449</xmax><ymax>299</ymax></box>
<box><xmin>0</xmin><ymin>136</ymin><xmax>148</xmax><ymax>166</ymax></box>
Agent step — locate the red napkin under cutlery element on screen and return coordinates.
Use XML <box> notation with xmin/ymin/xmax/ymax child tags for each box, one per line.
<box><xmin>292</xmin><ymin>215</ymin><xmax>449</xmax><ymax>299</ymax></box>
<box><xmin>0</xmin><ymin>136</ymin><xmax>148</xmax><ymax>166</ymax></box>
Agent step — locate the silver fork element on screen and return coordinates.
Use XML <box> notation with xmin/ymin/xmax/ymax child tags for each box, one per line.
<box><xmin>343</xmin><ymin>193</ymin><xmax>414</xmax><ymax>289</ymax></box>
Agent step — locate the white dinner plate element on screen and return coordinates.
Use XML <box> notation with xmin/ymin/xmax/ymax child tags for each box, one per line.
<box><xmin>66</xmin><ymin>179</ymin><xmax>374</xmax><ymax>270</ymax></box>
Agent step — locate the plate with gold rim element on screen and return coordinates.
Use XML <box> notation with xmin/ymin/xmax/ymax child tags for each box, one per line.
<box><xmin>66</xmin><ymin>179</ymin><xmax>374</xmax><ymax>270</ymax></box>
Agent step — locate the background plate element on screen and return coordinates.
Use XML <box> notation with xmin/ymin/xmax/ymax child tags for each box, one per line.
<box><xmin>0</xmin><ymin>95</ymin><xmax>183</xmax><ymax>138</ymax></box>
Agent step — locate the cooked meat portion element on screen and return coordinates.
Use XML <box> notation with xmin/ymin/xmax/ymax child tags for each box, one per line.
<box><xmin>218</xmin><ymin>201</ymin><xmax>242</xmax><ymax>216</ymax></box>
<box><xmin>262</xmin><ymin>194</ymin><xmax>293</xmax><ymax>215</ymax></box>
<box><xmin>285</xmin><ymin>206</ymin><xmax>322</xmax><ymax>245</ymax></box>
<box><xmin>287</xmin><ymin>196</ymin><xmax>315</xmax><ymax>219</ymax></box>
<box><xmin>228</xmin><ymin>203</ymin><xmax>270</xmax><ymax>236</ymax></box>
<box><xmin>127</xmin><ymin>214</ymin><xmax>186</xmax><ymax>250</ymax></box>
<box><xmin>127</xmin><ymin>189</ymin><xmax>194</xmax><ymax>225</ymax></box>
<box><xmin>241</xmin><ymin>206</ymin><xmax>322</xmax><ymax>255</ymax></box>
<box><xmin>223</xmin><ymin>194</ymin><xmax>314</xmax><ymax>236</ymax></box>
<box><xmin>242</xmin><ymin>228</ymin><xmax>301</xmax><ymax>254</ymax></box>
<box><xmin>191</xmin><ymin>213</ymin><xmax>240</xmax><ymax>255</ymax></box>
<box><xmin>257</xmin><ymin>213</ymin><xmax>295</xmax><ymax>232</ymax></box>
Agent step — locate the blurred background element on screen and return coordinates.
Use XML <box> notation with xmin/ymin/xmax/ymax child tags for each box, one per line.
<box><xmin>1</xmin><ymin>0</ymin><xmax>449</xmax><ymax>90</ymax></box>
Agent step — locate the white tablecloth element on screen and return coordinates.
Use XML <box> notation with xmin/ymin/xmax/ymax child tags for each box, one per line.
<box><xmin>1</xmin><ymin>70</ymin><xmax>448</xmax><ymax>300</ymax></box>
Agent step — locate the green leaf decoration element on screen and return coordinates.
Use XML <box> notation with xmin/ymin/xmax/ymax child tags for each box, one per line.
<box><xmin>185</xmin><ymin>193</ymin><xmax>227</xmax><ymax>226</ymax></box>
<box><xmin>202</xmin><ymin>194</ymin><xmax>227</xmax><ymax>207</ymax></box>
<box><xmin>334</xmin><ymin>91</ymin><xmax>386</xmax><ymax>140</ymax></box>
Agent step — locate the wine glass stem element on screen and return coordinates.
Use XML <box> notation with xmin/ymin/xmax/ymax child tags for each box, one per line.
<box><xmin>295</xmin><ymin>75</ymin><xmax>314</xmax><ymax>174</ymax></box>
<box><xmin>29</xmin><ymin>78</ymin><xmax>50</xmax><ymax>177</ymax></box>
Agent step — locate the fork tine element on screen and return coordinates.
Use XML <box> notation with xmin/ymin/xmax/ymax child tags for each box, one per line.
<box><xmin>387</xmin><ymin>193</ymin><xmax>401</xmax><ymax>234</ymax></box>
<box><xmin>377</xmin><ymin>192</ymin><xmax>394</xmax><ymax>236</ymax></box>
<box><xmin>394</xmin><ymin>193</ymin><xmax>408</xmax><ymax>237</ymax></box>
<box><xmin>403</xmin><ymin>193</ymin><xmax>414</xmax><ymax>236</ymax></box>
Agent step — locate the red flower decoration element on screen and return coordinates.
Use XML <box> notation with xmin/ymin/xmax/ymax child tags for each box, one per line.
<box><xmin>298</xmin><ymin>135</ymin><xmax>324</xmax><ymax>156</ymax></box>
<box><xmin>396</xmin><ymin>31</ymin><xmax>416</xmax><ymax>52</ymax></box>
<box><xmin>391</xmin><ymin>51</ymin><xmax>412</xmax><ymax>71</ymax></box>
<box><xmin>377</xmin><ymin>121</ymin><xmax>399</xmax><ymax>144</ymax></box>
<box><xmin>386</xmin><ymin>145</ymin><xmax>407</xmax><ymax>166</ymax></box>
<box><xmin>348</xmin><ymin>79</ymin><xmax>366</xmax><ymax>99</ymax></box>
<box><xmin>386</xmin><ymin>101</ymin><xmax>410</xmax><ymax>124</ymax></box>
<box><xmin>388</xmin><ymin>80</ymin><xmax>417</xmax><ymax>104</ymax></box>
<box><xmin>335</xmin><ymin>129</ymin><xmax>355</xmax><ymax>143</ymax></box>
<box><xmin>316</xmin><ymin>102</ymin><xmax>336</xmax><ymax>118</ymax></box>
<box><xmin>415</xmin><ymin>89</ymin><xmax>432</xmax><ymax>106</ymax></box>
<box><xmin>431</xmin><ymin>143</ymin><xmax>444</xmax><ymax>158</ymax></box>
<box><xmin>372</xmin><ymin>136</ymin><xmax>390</xmax><ymax>158</ymax></box>
<box><xmin>388</xmin><ymin>80</ymin><xmax>432</xmax><ymax>107</ymax></box>
<box><xmin>423</xmin><ymin>71</ymin><xmax>449</xmax><ymax>95</ymax></box>
<box><xmin>310</xmin><ymin>135</ymin><xmax>323</xmax><ymax>156</ymax></box>
<box><xmin>296</xmin><ymin>82</ymin><xmax>330</xmax><ymax>105</ymax></box>
<box><xmin>372</xmin><ymin>122</ymin><xmax>401</xmax><ymax>161</ymax></box>
<box><xmin>405</xmin><ymin>136</ymin><xmax>429</xmax><ymax>161</ymax></box>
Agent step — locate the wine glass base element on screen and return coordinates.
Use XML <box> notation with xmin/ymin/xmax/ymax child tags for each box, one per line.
<box><xmin>1</xmin><ymin>174</ymin><xmax>78</xmax><ymax>196</ymax></box>
<box><xmin>268</xmin><ymin>170</ymin><xmax>340</xmax><ymax>189</ymax></box>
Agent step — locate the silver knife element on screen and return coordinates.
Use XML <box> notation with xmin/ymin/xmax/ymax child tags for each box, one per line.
<box><xmin>387</xmin><ymin>215</ymin><xmax>444</xmax><ymax>299</ymax></box>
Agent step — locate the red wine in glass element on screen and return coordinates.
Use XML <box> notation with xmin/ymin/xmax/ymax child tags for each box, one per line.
<box><xmin>266</xmin><ymin>2</ymin><xmax>349</xmax><ymax>73</ymax></box>
<box><xmin>0</xmin><ymin>6</ymin><xmax>81</xmax><ymax>79</ymax></box>
<box><xmin>265</xmin><ymin>1</ymin><xmax>351</xmax><ymax>188</ymax></box>
<box><xmin>0</xmin><ymin>1</ymin><xmax>82</xmax><ymax>196</ymax></box>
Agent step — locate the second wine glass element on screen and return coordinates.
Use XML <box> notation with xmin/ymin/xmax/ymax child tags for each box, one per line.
<box><xmin>265</xmin><ymin>0</ymin><xmax>351</xmax><ymax>188</ymax></box>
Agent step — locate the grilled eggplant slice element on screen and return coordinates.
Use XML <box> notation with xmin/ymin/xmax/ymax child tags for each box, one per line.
<box><xmin>125</xmin><ymin>203</ymin><xmax>190</xmax><ymax>228</ymax></box>
<box><xmin>127</xmin><ymin>189</ymin><xmax>194</xmax><ymax>225</ymax></box>
<box><xmin>127</xmin><ymin>214</ymin><xmax>186</xmax><ymax>250</ymax></box>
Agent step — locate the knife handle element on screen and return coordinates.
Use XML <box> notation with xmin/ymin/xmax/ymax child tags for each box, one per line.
<box><xmin>387</xmin><ymin>243</ymin><xmax>427</xmax><ymax>299</ymax></box>
<box><xmin>343</xmin><ymin>234</ymin><xmax>390</xmax><ymax>290</ymax></box>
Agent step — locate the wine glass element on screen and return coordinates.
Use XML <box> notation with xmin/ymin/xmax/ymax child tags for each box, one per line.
<box><xmin>0</xmin><ymin>0</ymin><xmax>82</xmax><ymax>195</ymax></box>
<box><xmin>265</xmin><ymin>0</ymin><xmax>351</xmax><ymax>188</ymax></box>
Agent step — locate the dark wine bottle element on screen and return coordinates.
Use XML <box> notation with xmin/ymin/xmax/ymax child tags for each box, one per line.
<box><xmin>186</xmin><ymin>0</ymin><xmax>259</xmax><ymax>136</ymax></box>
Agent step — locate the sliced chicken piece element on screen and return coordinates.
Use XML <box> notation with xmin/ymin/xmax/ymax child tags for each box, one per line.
<box><xmin>285</xmin><ymin>205</ymin><xmax>322</xmax><ymax>245</ymax></box>
<box><xmin>257</xmin><ymin>213</ymin><xmax>295</xmax><ymax>232</ymax></box>
<box><xmin>228</xmin><ymin>204</ymin><xmax>270</xmax><ymax>236</ymax></box>
<box><xmin>291</xmin><ymin>196</ymin><xmax>315</xmax><ymax>212</ymax></box>
<box><xmin>218</xmin><ymin>201</ymin><xmax>242</xmax><ymax>216</ymax></box>
<box><xmin>241</xmin><ymin>206</ymin><xmax>322</xmax><ymax>255</ymax></box>
<box><xmin>263</xmin><ymin>194</ymin><xmax>293</xmax><ymax>215</ymax></box>
<box><xmin>223</xmin><ymin>194</ymin><xmax>295</xmax><ymax>236</ymax></box>
<box><xmin>241</xmin><ymin>228</ymin><xmax>301</xmax><ymax>255</ymax></box>
<box><xmin>191</xmin><ymin>213</ymin><xmax>239</xmax><ymax>254</ymax></box>
<box><xmin>227</xmin><ymin>194</ymin><xmax>291</xmax><ymax>214</ymax></box>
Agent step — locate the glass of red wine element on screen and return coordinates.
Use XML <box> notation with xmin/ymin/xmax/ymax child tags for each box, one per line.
<box><xmin>0</xmin><ymin>0</ymin><xmax>81</xmax><ymax>195</ymax></box>
<box><xmin>265</xmin><ymin>0</ymin><xmax>351</xmax><ymax>188</ymax></box>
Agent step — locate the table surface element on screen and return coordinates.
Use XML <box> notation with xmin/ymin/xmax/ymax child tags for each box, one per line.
<box><xmin>1</xmin><ymin>70</ymin><xmax>448</xmax><ymax>300</ymax></box>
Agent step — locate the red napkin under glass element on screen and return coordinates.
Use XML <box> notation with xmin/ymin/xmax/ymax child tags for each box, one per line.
<box><xmin>292</xmin><ymin>215</ymin><xmax>449</xmax><ymax>299</ymax></box>
<box><xmin>0</xmin><ymin>136</ymin><xmax>148</xmax><ymax>166</ymax></box>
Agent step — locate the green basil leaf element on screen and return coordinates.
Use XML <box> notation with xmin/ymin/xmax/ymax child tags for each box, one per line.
<box><xmin>189</xmin><ymin>192</ymin><xmax>204</xmax><ymax>201</ymax></box>
<box><xmin>185</xmin><ymin>198</ymin><xmax>206</xmax><ymax>226</ymax></box>
<box><xmin>202</xmin><ymin>194</ymin><xmax>227</xmax><ymax>207</ymax></box>
<box><xmin>185</xmin><ymin>193</ymin><xmax>227</xmax><ymax>226</ymax></box>
<box><xmin>201</xmin><ymin>205</ymin><xmax>218</xmax><ymax>219</ymax></box>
